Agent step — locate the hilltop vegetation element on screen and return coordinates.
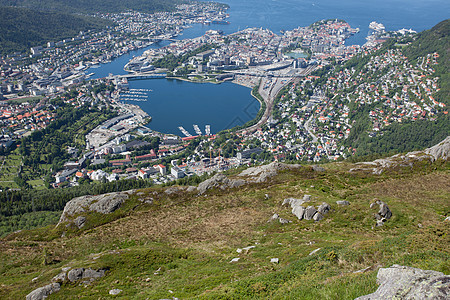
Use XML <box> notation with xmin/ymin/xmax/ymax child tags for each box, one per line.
<box><xmin>0</xmin><ymin>0</ymin><xmax>181</xmax><ymax>14</ymax></box>
<box><xmin>0</xmin><ymin>6</ymin><xmax>112</xmax><ymax>55</ymax></box>
<box><xmin>0</xmin><ymin>152</ymin><xmax>448</xmax><ymax>299</ymax></box>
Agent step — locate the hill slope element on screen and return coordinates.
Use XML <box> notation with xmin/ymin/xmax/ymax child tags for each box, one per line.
<box><xmin>1</xmin><ymin>140</ymin><xmax>448</xmax><ymax>299</ymax></box>
<box><xmin>0</xmin><ymin>0</ymin><xmax>180</xmax><ymax>14</ymax></box>
<box><xmin>0</xmin><ymin>6</ymin><xmax>112</xmax><ymax>55</ymax></box>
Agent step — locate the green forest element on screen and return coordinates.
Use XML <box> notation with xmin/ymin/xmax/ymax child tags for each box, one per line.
<box><xmin>0</xmin><ymin>0</ymin><xmax>180</xmax><ymax>14</ymax></box>
<box><xmin>0</xmin><ymin>6</ymin><xmax>112</xmax><ymax>55</ymax></box>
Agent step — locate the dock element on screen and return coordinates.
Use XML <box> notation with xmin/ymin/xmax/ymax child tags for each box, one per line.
<box><xmin>178</xmin><ymin>126</ymin><xmax>192</xmax><ymax>137</ymax></box>
<box><xmin>193</xmin><ymin>124</ymin><xmax>202</xmax><ymax>135</ymax></box>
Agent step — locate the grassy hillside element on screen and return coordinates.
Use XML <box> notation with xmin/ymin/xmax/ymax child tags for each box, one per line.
<box><xmin>0</xmin><ymin>0</ymin><xmax>180</xmax><ymax>14</ymax></box>
<box><xmin>1</xmin><ymin>158</ymin><xmax>448</xmax><ymax>299</ymax></box>
<box><xmin>0</xmin><ymin>6</ymin><xmax>112</xmax><ymax>55</ymax></box>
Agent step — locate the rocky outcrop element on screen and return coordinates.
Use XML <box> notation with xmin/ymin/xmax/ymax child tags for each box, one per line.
<box><xmin>57</xmin><ymin>191</ymin><xmax>134</xmax><ymax>227</ymax></box>
<box><xmin>282</xmin><ymin>196</ymin><xmax>331</xmax><ymax>222</ymax></box>
<box><xmin>336</xmin><ymin>200</ymin><xmax>350</xmax><ymax>206</ymax></box>
<box><xmin>350</xmin><ymin>136</ymin><xmax>449</xmax><ymax>174</ymax></box>
<box><xmin>66</xmin><ymin>268</ymin><xmax>105</xmax><ymax>282</ymax></box>
<box><xmin>27</xmin><ymin>267</ymin><xmax>106</xmax><ymax>300</ymax></box>
<box><xmin>26</xmin><ymin>283</ymin><xmax>60</xmax><ymax>300</ymax></box>
<box><xmin>355</xmin><ymin>265</ymin><xmax>450</xmax><ymax>300</ymax></box>
<box><xmin>370</xmin><ymin>199</ymin><xmax>392</xmax><ymax>227</ymax></box>
<box><xmin>238</xmin><ymin>162</ymin><xmax>302</xmax><ymax>183</ymax></box>
<box><xmin>197</xmin><ymin>174</ymin><xmax>246</xmax><ymax>194</ymax></box>
<box><xmin>424</xmin><ymin>136</ymin><xmax>450</xmax><ymax>161</ymax></box>
<box><xmin>267</xmin><ymin>213</ymin><xmax>291</xmax><ymax>224</ymax></box>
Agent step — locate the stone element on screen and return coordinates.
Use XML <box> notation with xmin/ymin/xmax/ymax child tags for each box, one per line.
<box><xmin>424</xmin><ymin>136</ymin><xmax>450</xmax><ymax>161</ymax></box>
<box><xmin>57</xmin><ymin>191</ymin><xmax>130</xmax><ymax>226</ymax></box>
<box><xmin>278</xmin><ymin>217</ymin><xmax>291</xmax><ymax>224</ymax></box>
<box><xmin>26</xmin><ymin>283</ymin><xmax>60</xmax><ymax>300</ymax></box>
<box><xmin>264</xmin><ymin>194</ymin><xmax>270</xmax><ymax>199</ymax></box>
<box><xmin>312</xmin><ymin>212</ymin><xmax>324</xmax><ymax>222</ymax></box>
<box><xmin>317</xmin><ymin>202</ymin><xmax>331</xmax><ymax>215</ymax></box>
<box><xmin>336</xmin><ymin>200</ymin><xmax>350</xmax><ymax>206</ymax></box>
<box><xmin>303</xmin><ymin>194</ymin><xmax>311</xmax><ymax>202</ymax></box>
<box><xmin>308</xmin><ymin>248</ymin><xmax>321</xmax><ymax>256</ymax></box>
<box><xmin>74</xmin><ymin>216</ymin><xmax>86</xmax><ymax>229</ymax></box>
<box><xmin>109</xmin><ymin>289</ymin><xmax>122</xmax><ymax>295</ymax></box>
<box><xmin>270</xmin><ymin>258</ymin><xmax>279</xmax><ymax>263</ymax></box>
<box><xmin>51</xmin><ymin>271</ymin><xmax>66</xmax><ymax>283</ymax></box>
<box><xmin>268</xmin><ymin>213</ymin><xmax>279</xmax><ymax>222</ymax></box>
<box><xmin>292</xmin><ymin>205</ymin><xmax>305</xmax><ymax>220</ymax></box>
<box><xmin>67</xmin><ymin>268</ymin><xmax>84</xmax><ymax>282</ymax></box>
<box><xmin>378</xmin><ymin>202</ymin><xmax>392</xmax><ymax>219</ymax></box>
<box><xmin>312</xmin><ymin>165</ymin><xmax>325</xmax><ymax>172</ymax></box>
<box><xmin>82</xmin><ymin>268</ymin><xmax>105</xmax><ymax>279</ymax></box>
<box><xmin>355</xmin><ymin>265</ymin><xmax>450</xmax><ymax>300</ymax></box>
<box><xmin>230</xmin><ymin>258</ymin><xmax>240</xmax><ymax>263</ymax></box>
<box><xmin>304</xmin><ymin>206</ymin><xmax>317</xmax><ymax>220</ymax></box>
<box><xmin>239</xmin><ymin>162</ymin><xmax>301</xmax><ymax>183</ymax></box>
<box><xmin>197</xmin><ymin>174</ymin><xmax>245</xmax><ymax>194</ymax></box>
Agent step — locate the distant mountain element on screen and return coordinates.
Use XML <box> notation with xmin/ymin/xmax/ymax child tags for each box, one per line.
<box><xmin>0</xmin><ymin>0</ymin><xmax>181</xmax><ymax>14</ymax></box>
<box><xmin>0</xmin><ymin>6</ymin><xmax>112</xmax><ymax>55</ymax></box>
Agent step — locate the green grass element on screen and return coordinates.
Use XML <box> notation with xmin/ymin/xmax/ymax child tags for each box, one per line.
<box><xmin>0</xmin><ymin>161</ymin><xmax>449</xmax><ymax>299</ymax></box>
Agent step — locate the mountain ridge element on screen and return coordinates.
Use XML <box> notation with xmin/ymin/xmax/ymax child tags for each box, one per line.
<box><xmin>1</xmin><ymin>137</ymin><xmax>448</xmax><ymax>299</ymax></box>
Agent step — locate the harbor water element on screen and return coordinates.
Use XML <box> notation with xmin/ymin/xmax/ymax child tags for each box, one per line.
<box><xmin>86</xmin><ymin>0</ymin><xmax>449</xmax><ymax>135</ymax></box>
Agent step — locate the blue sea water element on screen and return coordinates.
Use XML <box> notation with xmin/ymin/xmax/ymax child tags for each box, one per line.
<box><xmin>127</xmin><ymin>79</ymin><xmax>260</xmax><ymax>135</ymax></box>
<box><xmin>87</xmin><ymin>0</ymin><xmax>449</xmax><ymax>135</ymax></box>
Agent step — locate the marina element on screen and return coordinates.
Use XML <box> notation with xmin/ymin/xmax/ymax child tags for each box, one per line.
<box><xmin>178</xmin><ymin>126</ymin><xmax>192</xmax><ymax>137</ymax></box>
<box><xmin>193</xmin><ymin>124</ymin><xmax>202</xmax><ymax>135</ymax></box>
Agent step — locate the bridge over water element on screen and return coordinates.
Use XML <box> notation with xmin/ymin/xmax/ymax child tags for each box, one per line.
<box><xmin>118</xmin><ymin>73</ymin><xmax>167</xmax><ymax>80</ymax></box>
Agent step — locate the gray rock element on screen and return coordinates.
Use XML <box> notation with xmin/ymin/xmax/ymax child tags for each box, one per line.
<box><xmin>26</xmin><ymin>283</ymin><xmax>60</xmax><ymax>300</ymax></box>
<box><xmin>74</xmin><ymin>216</ymin><xmax>86</xmax><ymax>229</ymax></box>
<box><xmin>51</xmin><ymin>271</ymin><xmax>66</xmax><ymax>283</ymax></box>
<box><xmin>303</xmin><ymin>194</ymin><xmax>311</xmax><ymax>202</ymax></box>
<box><xmin>312</xmin><ymin>212</ymin><xmax>324</xmax><ymax>222</ymax></box>
<box><xmin>355</xmin><ymin>264</ymin><xmax>450</xmax><ymax>300</ymax></box>
<box><xmin>424</xmin><ymin>136</ymin><xmax>450</xmax><ymax>161</ymax></box>
<box><xmin>378</xmin><ymin>202</ymin><xmax>392</xmax><ymax>219</ymax></box>
<box><xmin>57</xmin><ymin>191</ymin><xmax>130</xmax><ymax>226</ymax></box>
<box><xmin>197</xmin><ymin>174</ymin><xmax>246</xmax><ymax>194</ymax></box>
<box><xmin>312</xmin><ymin>165</ymin><xmax>325</xmax><ymax>172</ymax></box>
<box><xmin>187</xmin><ymin>186</ymin><xmax>197</xmax><ymax>193</ymax></box>
<box><xmin>264</xmin><ymin>194</ymin><xmax>270</xmax><ymax>199</ymax></box>
<box><xmin>82</xmin><ymin>268</ymin><xmax>105</xmax><ymax>279</ymax></box>
<box><xmin>268</xmin><ymin>213</ymin><xmax>279</xmax><ymax>222</ymax></box>
<box><xmin>278</xmin><ymin>217</ymin><xmax>291</xmax><ymax>224</ymax></box>
<box><xmin>304</xmin><ymin>206</ymin><xmax>317</xmax><ymax>220</ymax></box>
<box><xmin>238</xmin><ymin>162</ymin><xmax>301</xmax><ymax>183</ymax></box>
<box><xmin>109</xmin><ymin>289</ymin><xmax>122</xmax><ymax>295</ymax></box>
<box><xmin>336</xmin><ymin>200</ymin><xmax>350</xmax><ymax>206</ymax></box>
<box><xmin>67</xmin><ymin>268</ymin><xmax>84</xmax><ymax>282</ymax></box>
<box><xmin>317</xmin><ymin>202</ymin><xmax>331</xmax><ymax>215</ymax></box>
<box><xmin>292</xmin><ymin>205</ymin><xmax>305</xmax><ymax>220</ymax></box>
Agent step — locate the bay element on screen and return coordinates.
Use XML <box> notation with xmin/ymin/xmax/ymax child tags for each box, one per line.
<box><xmin>86</xmin><ymin>0</ymin><xmax>449</xmax><ymax>135</ymax></box>
<box><xmin>126</xmin><ymin>79</ymin><xmax>260</xmax><ymax>136</ymax></box>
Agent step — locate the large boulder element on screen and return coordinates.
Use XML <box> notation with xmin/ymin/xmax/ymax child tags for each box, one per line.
<box><xmin>57</xmin><ymin>191</ymin><xmax>133</xmax><ymax>226</ymax></box>
<box><xmin>317</xmin><ymin>202</ymin><xmax>331</xmax><ymax>215</ymax></box>
<box><xmin>355</xmin><ymin>265</ymin><xmax>450</xmax><ymax>300</ymax></box>
<box><xmin>304</xmin><ymin>206</ymin><xmax>317</xmax><ymax>220</ymax></box>
<box><xmin>292</xmin><ymin>205</ymin><xmax>305</xmax><ymax>220</ymax></box>
<box><xmin>424</xmin><ymin>136</ymin><xmax>450</xmax><ymax>161</ymax></box>
<box><xmin>26</xmin><ymin>283</ymin><xmax>60</xmax><ymax>300</ymax></box>
<box><xmin>350</xmin><ymin>136</ymin><xmax>449</xmax><ymax>174</ymax></box>
<box><xmin>239</xmin><ymin>162</ymin><xmax>301</xmax><ymax>183</ymax></box>
<box><xmin>197</xmin><ymin>174</ymin><xmax>246</xmax><ymax>194</ymax></box>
